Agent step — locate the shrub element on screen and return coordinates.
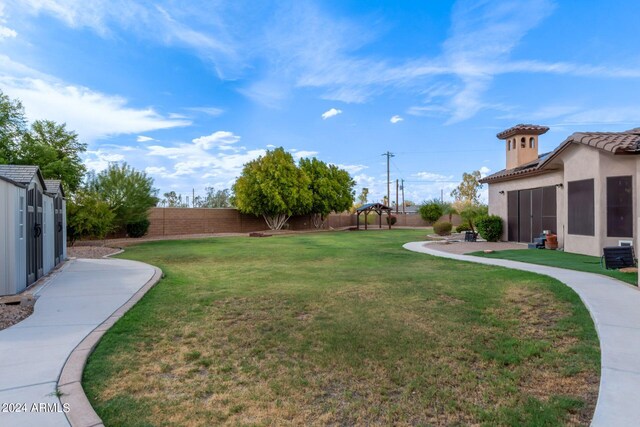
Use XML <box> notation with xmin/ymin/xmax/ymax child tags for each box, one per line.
<box><xmin>418</xmin><ymin>200</ymin><xmax>444</xmax><ymax>224</ymax></box>
<box><xmin>433</xmin><ymin>221</ymin><xmax>452</xmax><ymax>236</ymax></box>
<box><xmin>476</xmin><ymin>215</ymin><xmax>503</xmax><ymax>242</ymax></box>
<box><xmin>386</xmin><ymin>215</ymin><xmax>397</xmax><ymax>225</ymax></box>
<box><xmin>456</xmin><ymin>222</ymin><xmax>472</xmax><ymax>233</ymax></box>
<box><xmin>126</xmin><ymin>218</ymin><xmax>150</xmax><ymax>238</ymax></box>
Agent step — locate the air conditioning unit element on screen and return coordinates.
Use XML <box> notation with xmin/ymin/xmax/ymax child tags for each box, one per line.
<box><xmin>618</xmin><ymin>240</ymin><xmax>633</xmax><ymax>247</ymax></box>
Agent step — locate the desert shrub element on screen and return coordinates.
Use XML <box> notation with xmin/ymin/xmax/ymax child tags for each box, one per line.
<box><xmin>476</xmin><ymin>215</ymin><xmax>503</xmax><ymax>242</ymax></box>
<box><xmin>418</xmin><ymin>200</ymin><xmax>444</xmax><ymax>224</ymax></box>
<box><xmin>456</xmin><ymin>222</ymin><xmax>472</xmax><ymax>233</ymax></box>
<box><xmin>433</xmin><ymin>221</ymin><xmax>452</xmax><ymax>236</ymax></box>
<box><xmin>126</xmin><ymin>218</ymin><xmax>150</xmax><ymax>238</ymax></box>
<box><xmin>386</xmin><ymin>215</ymin><xmax>397</xmax><ymax>225</ymax></box>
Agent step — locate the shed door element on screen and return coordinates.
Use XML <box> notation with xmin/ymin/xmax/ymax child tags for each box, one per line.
<box><xmin>54</xmin><ymin>196</ymin><xmax>63</xmax><ymax>265</ymax></box>
<box><xmin>26</xmin><ymin>187</ymin><xmax>44</xmax><ymax>286</ymax></box>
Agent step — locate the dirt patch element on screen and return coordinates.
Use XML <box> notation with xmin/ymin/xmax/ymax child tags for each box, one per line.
<box><xmin>67</xmin><ymin>246</ymin><xmax>121</xmax><ymax>259</ymax></box>
<box><xmin>0</xmin><ymin>303</ymin><xmax>33</xmax><ymax>330</ymax></box>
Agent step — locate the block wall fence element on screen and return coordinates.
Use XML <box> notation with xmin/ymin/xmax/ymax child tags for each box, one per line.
<box><xmin>145</xmin><ymin>208</ymin><xmax>461</xmax><ymax>237</ymax></box>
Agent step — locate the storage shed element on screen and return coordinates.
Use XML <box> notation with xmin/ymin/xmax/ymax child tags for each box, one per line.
<box><xmin>44</xmin><ymin>179</ymin><xmax>67</xmax><ymax>266</ymax></box>
<box><xmin>0</xmin><ymin>165</ymin><xmax>66</xmax><ymax>296</ymax></box>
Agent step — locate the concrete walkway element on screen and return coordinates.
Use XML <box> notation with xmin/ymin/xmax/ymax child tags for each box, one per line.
<box><xmin>404</xmin><ymin>241</ymin><xmax>640</xmax><ymax>427</ymax></box>
<box><xmin>0</xmin><ymin>258</ymin><xmax>156</xmax><ymax>427</ymax></box>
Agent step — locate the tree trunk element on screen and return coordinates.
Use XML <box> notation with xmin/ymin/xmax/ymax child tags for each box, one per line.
<box><xmin>263</xmin><ymin>214</ymin><xmax>290</xmax><ymax>230</ymax></box>
<box><xmin>312</xmin><ymin>213</ymin><xmax>326</xmax><ymax>229</ymax></box>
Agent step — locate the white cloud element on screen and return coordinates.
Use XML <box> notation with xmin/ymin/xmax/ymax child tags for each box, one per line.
<box><xmin>145</xmin><ymin>166</ymin><xmax>169</xmax><ymax>176</ymax></box>
<box><xmin>413</xmin><ymin>171</ymin><xmax>455</xmax><ymax>182</ymax></box>
<box><xmin>321</xmin><ymin>108</ymin><xmax>342</xmax><ymax>120</ymax></box>
<box><xmin>13</xmin><ymin>1</ymin><xmax>240</xmax><ymax>77</ymax></box>
<box><xmin>390</xmin><ymin>115</ymin><xmax>403</xmax><ymax>124</ymax></box>
<box><xmin>0</xmin><ymin>59</ymin><xmax>191</xmax><ymax>142</ymax></box>
<box><xmin>291</xmin><ymin>150</ymin><xmax>319</xmax><ymax>160</ymax></box>
<box><xmin>0</xmin><ymin>4</ymin><xmax>17</xmax><ymax>39</ymax></box>
<box><xmin>0</xmin><ymin>26</ymin><xmax>16</xmax><ymax>39</ymax></box>
<box><xmin>406</xmin><ymin>105</ymin><xmax>449</xmax><ymax>117</ymax></box>
<box><xmin>478</xmin><ymin>166</ymin><xmax>491</xmax><ymax>178</ymax></box>
<box><xmin>83</xmin><ymin>150</ymin><xmax>125</xmax><ymax>172</ymax></box>
<box><xmin>192</xmin><ymin>131</ymin><xmax>240</xmax><ymax>149</ymax></box>
<box><xmin>332</xmin><ymin>163</ymin><xmax>368</xmax><ymax>174</ymax></box>
<box><xmin>187</xmin><ymin>106</ymin><xmax>224</xmax><ymax>116</ymax></box>
<box><xmin>137</xmin><ymin>135</ymin><xmax>155</xmax><ymax>142</ymax></box>
<box><xmin>146</xmin><ymin>130</ymin><xmax>270</xmax><ymax>181</ymax></box>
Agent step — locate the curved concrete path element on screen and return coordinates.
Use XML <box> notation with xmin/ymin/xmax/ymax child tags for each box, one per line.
<box><xmin>404</xmin><ymin>242</ymin><xmax>640</xmax><ymax>427</ymax></box>
<box><xmin>0</xmin><ymin>258</ymin><xmax>157</xmax><ymax>427</ymax></box>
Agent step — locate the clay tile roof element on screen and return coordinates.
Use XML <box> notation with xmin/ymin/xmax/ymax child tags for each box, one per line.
<box><xmin>569</xmin><ymin>132</ymin><xmax>640</xmax><ymax>154</ymax></box>
<box><xmin>496</xmin><ymin>124</ymin><xmax>550</xmax><ymax>140</ymax></box>
<box><xmin>0</xmin><ymin>165</ymin><xmax>39</xmax><ymax>185</ymax></box>
<box><xmin>479</xmin><ymin>153</ymin><xmax>551</xmax><ymax>184</ymax></box>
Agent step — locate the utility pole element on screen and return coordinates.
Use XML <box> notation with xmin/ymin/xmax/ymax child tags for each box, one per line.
<box><xmin>382</xmin><ymin>151</ymin><xmax>394</xmax><ymax>207</ymax></box>
<box><xmin>441</xmin><ymin>189</ymin><xmax>444</xmax><ymax>203</ymax></box>
<box><xmin>401</xmin><ymin>179</ymin><xmax>405</xmax><ymax>214</ymax></box>
<box><xmin>395</xmin><ymin>179</ymin><xmax>399</xmax><ymax>214</ymax></box>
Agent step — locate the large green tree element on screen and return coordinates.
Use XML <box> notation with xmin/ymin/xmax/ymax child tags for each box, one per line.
<box><xmin>203</xmin><ymin>187</ymin><xmax>232</xmax><ymax>208</ymax></box>
<box><xmin>66</xmin><ymin>190</ymin><xmax>115</xmax><ymax>244</ymax></box>
<box><xmin>299</xmin><ymin>157</ymin><xmax>355</xmax><ymax>228</ymax></box>
<box><xmin>88</xmin><ymin>163</ymin><xmax>158</xmax><ymax>230</ymax></box>
<box><xmin>418</xmin><ymin>199</ymin><xmax>445</xmax><ymax>224</ymax></box>
<box><xmin>232</xmin><ymin>147</ymin><xmax>312</xmax><ymax>230</ymax></box>
<box><xmin>18</xmin><ymin>120</ymin><xmax>87</xmax><ymax>192</ymax></box>
<box><xmin>0</xmin><ymin>90</ymin><xmax>27</xmax><ymax>164</ymax></box>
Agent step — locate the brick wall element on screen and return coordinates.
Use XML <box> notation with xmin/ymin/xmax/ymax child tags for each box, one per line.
<box><xmin>146</xmin><ymin>208</ymin><xmax>462</xmax><ymax>237</ymax></box>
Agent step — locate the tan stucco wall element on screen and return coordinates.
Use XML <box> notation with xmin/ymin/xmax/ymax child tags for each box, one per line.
<box><xmin>505</xmin><ymin>134</ymin><xmax>540</xmax><ymax>170</ymax></box>
<box><xmin>487</xmin><ymin>171</ymin><xmax>564</xmax><ymax>244</ymax></box>
<box><xmin>562</xmin><ymin>145</ymin><xmax>637</xmax><ymax>256</ymax></box>
<box><xmin>489</xmin><ymin>143</ymin><xmax>639</xmax><ymax>257</ymax></box>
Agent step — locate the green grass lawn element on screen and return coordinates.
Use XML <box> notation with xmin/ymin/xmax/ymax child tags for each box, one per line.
<box><xmin>84</xmin><ymin>230</ymin><xmax>599</xmax><ymax>426</ymax></box>
<box><xmin>469</xmin><ymin>249</ymin><xmax>638</xmax><ymax>286</ymax></box>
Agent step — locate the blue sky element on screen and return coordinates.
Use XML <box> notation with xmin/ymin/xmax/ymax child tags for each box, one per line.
<box><xmin>2</xmin><ymin>0</ymin><xmax>640</xmax><ymax>204</ymax></box>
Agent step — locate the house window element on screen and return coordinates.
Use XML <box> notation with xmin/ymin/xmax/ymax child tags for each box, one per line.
<box><xmin>529</xmin><ymin>137</ymin><xmax>535</xmax><ymax>148</ymax></box>
<box><xmin>568</xmin><ymin>179</ymin><xmax>595</xmax><ymax>236</ymax></box>
<box><xmin>19</xmin><ymin>196</ymin><xmax>24</xmax><ymax>239</ymax></box>
<box><xmin>607</xmin><ymin>176</ymin><xmax>633</xmax><ymax>237</ymax></box>
<box><xmin>520</xmin><ymin>137</ymin><xmax>526</xmax><ymax>148</ymax></box>
<box><xmin>507</xmin><ymin>140</ymin><xmax>510</xmax><ymax>151</ymax></box>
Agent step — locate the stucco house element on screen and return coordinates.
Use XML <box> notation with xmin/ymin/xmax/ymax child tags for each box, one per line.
<box><xmin>480</xmin><ymin>124</ymin><xmax>640</xmax><ymax>257</ymax></box>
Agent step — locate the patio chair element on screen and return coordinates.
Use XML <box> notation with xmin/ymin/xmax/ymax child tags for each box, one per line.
<box><xmin>464</xmin><ymin>231</ymin><xmax>478</xmax><ymax>242</ymax></box>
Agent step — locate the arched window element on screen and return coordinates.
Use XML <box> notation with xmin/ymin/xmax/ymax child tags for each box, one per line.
<box><xmin>530</xmin><ymin>137</ymin><xmax>535</xmax><ymax>148</ymax></box>
<box><xmin>512</xmin><ymin>140</ymin><xmax>516</xmax><ymax>150</ymax></box>
<box><xmin>507</xmin><ymin>140</ymin><xmax>511</xmax><ymax>151</ymax></box>
<box><xmin>520</xmin><ymin>137</ymin><xmax>526</xmax><ymax>148</ymax></box>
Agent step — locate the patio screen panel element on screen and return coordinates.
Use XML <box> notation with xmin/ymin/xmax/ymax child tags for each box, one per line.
<box><xmin>568</xmin><ymin>179</ymin><xmax>595</xmax><ymax>236</ymax></box>
<box><xmin>606</xmin><ymin>175</ymin><xmax>633</xmax><ymax>237</ymax></box>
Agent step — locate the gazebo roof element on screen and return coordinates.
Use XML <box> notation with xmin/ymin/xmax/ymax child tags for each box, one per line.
<box><xmin>356</xmin><ymin>202</ymin><xmax>392</xmax><ymax>212</ymax></box>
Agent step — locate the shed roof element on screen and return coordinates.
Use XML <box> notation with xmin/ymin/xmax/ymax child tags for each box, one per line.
<box><xmin>481</xmin><ymin>127</ymin><xmax>640</xmax><ymax>184</ymax></box>
<box><xmin>44</xmin><ymin>179</ymin><xmax>65</xmax><ymax>197</ymax></box>
<box><xmin>0</xmin><ymin>165</ymin><xmax>46</xmax><ymax>189</ymax></box>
